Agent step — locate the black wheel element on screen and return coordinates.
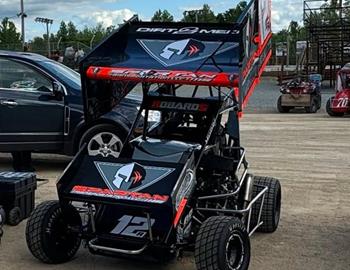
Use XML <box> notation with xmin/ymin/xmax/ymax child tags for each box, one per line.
<box><xmin>7</xmin><ymin>207</ymin><xmax>21</xmax><ymax>226</ymax></box>
<box><xmin>326</xmin><ymin>98</ymin><xmax>344</xmax><ymax>117</ymax></box>
<box><xmin>0</xmin><ymin>207</ymin><xmax>6</xmax><ymax>225</ymax></box>
<box><xmin>305</xmin><ymin>97</ymin><xmax>318</xmax><ymax>113</ymax></box>
<box><xmin>251</xmin><ymin>176</ymin><xmax>281</xmax><ymax>233</ymax></box>
<box><xmin>277</xmin><ymin>96</ymin><xmax>291</xmax><ymax>113</ymax></box>
<box><xmin>195</xmin><ymin>216</ymin><xmax>250</xmax><ymax>270</ymax></box>
<box><xmin>26</xmin><ymin>201</ymin><xmax>82</xmax><ymax>264</ymax></box>
<box><xmin>79</xmin><ymin>124</ymin><xmax>126</xmax><ymax>158</ymax></box>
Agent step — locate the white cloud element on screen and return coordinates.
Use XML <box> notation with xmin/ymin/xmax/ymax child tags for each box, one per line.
<box><xmin>0</xmin><ymin>0</ymin><xmax>135</xmax><ymax>40</ymax></box>
<box><xmin>79</xmin><ymin>9</ymin><xmax>134</xmax><ymax>28</ymax></box>
<box><xmin>271</xmin><ymin>0</ymin><xmax>304</xmax><ymax>32</ymax></box>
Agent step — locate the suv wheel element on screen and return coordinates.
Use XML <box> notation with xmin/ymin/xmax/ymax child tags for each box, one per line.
<box><xmin>79</xmin><ymin>124</ymin><xmax>126</xmax><ymax>158</ymax></box>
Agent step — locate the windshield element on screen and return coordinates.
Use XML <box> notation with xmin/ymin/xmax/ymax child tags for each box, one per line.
<box><xmin>40</xmin><ymin>60</ymin><xmax>81</xmax><ymax>89</ymax></box>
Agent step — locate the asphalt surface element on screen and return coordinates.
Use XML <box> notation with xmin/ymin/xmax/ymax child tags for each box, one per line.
<box><xmin>0</xmin><ymin>78</ymin><xmax>349</xmax><ymax>270</ymax></box>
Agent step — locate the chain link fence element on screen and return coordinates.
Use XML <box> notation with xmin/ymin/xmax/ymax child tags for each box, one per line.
<box><xmin>0</xmin><ymin>41</ymin><xmax>94</xmax><ymax>69</ymax></box>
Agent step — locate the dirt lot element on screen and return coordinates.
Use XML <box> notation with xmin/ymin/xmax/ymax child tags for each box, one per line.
<box><xmin>0</xmin><ymin>112</ymin><xmax>349</xmax><ymax>270</ymax></box>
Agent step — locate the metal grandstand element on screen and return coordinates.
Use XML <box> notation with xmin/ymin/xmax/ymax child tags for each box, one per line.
<box><xmin>303</xmin><ymin>0</ymin><xmax>350</xmax><ymax>86</ymax></box>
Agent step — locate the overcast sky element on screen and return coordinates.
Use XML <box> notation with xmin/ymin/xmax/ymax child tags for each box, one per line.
<box><xmin>0</xmin><ymin>0</ymin><xmax>304</xmax><ymax>41</ymax></box>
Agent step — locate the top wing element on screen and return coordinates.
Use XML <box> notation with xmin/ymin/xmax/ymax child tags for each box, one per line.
<box><xmin>80</xmin><ymin>0</ymin><xmax>272</xmax><ymax>122</ymax></box>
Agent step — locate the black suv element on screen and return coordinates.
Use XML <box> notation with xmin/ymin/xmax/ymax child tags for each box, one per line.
<box><xmin>0</xmin><ymin>51</ymin><xmax>149</xmax><ymax>158</ymax></box>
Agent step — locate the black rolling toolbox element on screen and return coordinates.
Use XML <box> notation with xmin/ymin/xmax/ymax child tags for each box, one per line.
<box><xmin>0</xmin><ymin>172</ymin><xmax>37</xmax><ymax>226</ymax></box>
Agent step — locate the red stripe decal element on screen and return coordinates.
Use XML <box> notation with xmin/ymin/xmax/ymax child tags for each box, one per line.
<box><xmin>173</xmin><ymin>198</ymin><xmax>188</xmax><ymax>227</ymax></box>
<box><xmin>87</xmin><ymin>66</ymin><xmax>238</xmax><ymax>88</ymax></box>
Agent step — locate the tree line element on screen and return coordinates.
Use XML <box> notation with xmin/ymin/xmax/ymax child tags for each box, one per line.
<box><xmin>0</xmin><ymin>0</ymin><xmax>349</xmax><ymax>60</ymax></box>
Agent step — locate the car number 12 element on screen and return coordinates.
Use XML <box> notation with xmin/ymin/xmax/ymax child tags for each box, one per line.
<box><xmin>111</xmin><ymin>215</ymin><xmax>155</xmax><ymax>238</ymax></box>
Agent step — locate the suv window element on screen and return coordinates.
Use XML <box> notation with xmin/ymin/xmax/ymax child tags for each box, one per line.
<box><xmin>0</xmin><ymin>58</ymin><xmax>52</xmax><ymax>93</ymax></box>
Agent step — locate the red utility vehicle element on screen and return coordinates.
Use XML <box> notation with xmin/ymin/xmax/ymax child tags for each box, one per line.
<box><xmin>326</xmin><ymin>64</ymin><xmax>350</xmax><ymax>117</ymax></box>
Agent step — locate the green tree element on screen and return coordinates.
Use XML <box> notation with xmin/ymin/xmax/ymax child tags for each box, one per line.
<box><xmin>56</xmin><ymin>21</ymin><xmax>68</xmax><ymax>42</ymax></box>
<box><xmin>0</xmin><ymin>18</ymin><xmax>21</xmax><ymax>45</ymax></box>
<box><xmin>182</xmin><ymin>4</ymin><xmax>216</xmax><ymax>23</ymax></box>
<box><xmin>151</xmin><ymin>9</ymin><xmax>174</xmax><ymax>22</ymax></box>
<box><xmin>217</xmin><ymin>1</ymin><xmax>247</xmax><ymax>23</ymax></box>
<box><xmin>30</xmin><ymin>36</ymin><xmax>46</xmax><ymax>52</ymax></box>
<box><xmin>67</xmin><ymin>21</ymin><xmax>78</xmax><ymax>41</ymax></box>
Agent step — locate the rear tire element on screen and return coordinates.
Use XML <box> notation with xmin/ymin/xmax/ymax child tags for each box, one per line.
<box><xmin>277</xmin><ymin>96</ymin><xmax>291</xmax><ymax>113</ymax></box>
<box><xmin>305</xmin><ymin>97</ymin><xmax>318</xmax><ymax>113</ymax></box>
<box><xmin>195</xmin><ymin>216</ymin><xmax>250</xmax><ymax>270</ymax></box>
<box><xmin>251</xmin><ymin>176</ymin><xmax>281</xmax><ymax>233</ymax></box>
<box><xmin>326</xmin><ymin>98</ymin><xmax>344</xmax><ymax>117</ymax></box>
<box><xmin>26</xmin><ymin>201</ymin><xmax>82</xmax><ymax>264</ymax></box>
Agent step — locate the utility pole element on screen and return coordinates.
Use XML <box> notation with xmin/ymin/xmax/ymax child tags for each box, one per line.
<box><xmin>35</xmin><ymin>17</ymin><xmax>53</xmax><ymax>58</ymax></box>
<box><xmin>18</xmin><ymin>0</ymin><xmax>27</xmax><ymax>50</ymax></box>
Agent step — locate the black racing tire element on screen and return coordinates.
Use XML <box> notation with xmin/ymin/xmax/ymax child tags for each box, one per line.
<box><xmin>7</xmin><ymin>207</ymin><xmax>22</xmax><ymax>226</ymax></box>
<box><xmin>305</xmin><ymin>97</ymin><xmax>318</xmax><ymax>113</ymax></box>
<box><xmin>79</xmin><ymin>124</ymin><xmax>127</xmax><ymax>158</ymax></box>
<box><xmin>195</xmin><ymin>216</ymin><xmax>250</xmax><ymax>270</ymax></box>
<box><xmin>251</xmin><ymin>176</ymin><xmax>281</xmax><ymax>233</ymax></box>
<box><xmin>26</xmin><ymin>201</ymin><xmax>82</xmax><ymax>264</ymax></box>
<box><xmin>277</xmin><ymin>96</ymin><xmax>292</xmax><ymax>113</ymax></box>
<box><xmin>326</xmin><ymin>98</ymin><xmax>344</xmax><ymax>117</ymax></box>
<box><xmin>0</xmin><ymin>207</ymin><xmax>6</xmax><ymax>225</ymax></box>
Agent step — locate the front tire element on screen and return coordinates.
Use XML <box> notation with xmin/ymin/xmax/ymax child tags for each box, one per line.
<box><xmin>195</xmin><ymin>216</ymin><xmax>250</xmax><ymax>270</ymax></box>
<box><xmin>26</xmin><ymin>201</ymin><xmax>82</xmax><ymax>264</ymax></box>
<box><xmin>277</xmin><ymin>96</ymin><xmax>292</xmax><ymax>113</ymax></box>
<box><xmin>251</xmin><ymin>176</ymin><xmax>281</xmax><ymax>233</ymax></box>
<box><xmin>305</xmin><ymin>97</ymin><xmax>318</xmax><ymax>113</ymax></box>
<box><xmin>326</xmin><ymin>98</ymin><xmax>344</xmax><ymax>117</ymax></box>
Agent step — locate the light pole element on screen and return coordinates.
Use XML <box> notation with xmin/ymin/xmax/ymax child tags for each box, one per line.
<box><xmin>35</xmin><ymin>17</ymin><xmax>53</xmax><ymax>57</ymax></box>
<box><xmin>17</xmin><ymin>0</ymin><xmax>27</xmax><ymax>50</ymax></box>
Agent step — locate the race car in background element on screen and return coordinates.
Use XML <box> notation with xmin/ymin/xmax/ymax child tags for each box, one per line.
<box><xmin>326</xmin><ymin>63</ymin><xmax>350</xmax><ymax>117</ymax></box>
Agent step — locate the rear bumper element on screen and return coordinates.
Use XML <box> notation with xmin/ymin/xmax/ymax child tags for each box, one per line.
<box><xmin>281</xmin><ymin>94</ymin><xmax>311</xmax><ymax>107</ymax></box>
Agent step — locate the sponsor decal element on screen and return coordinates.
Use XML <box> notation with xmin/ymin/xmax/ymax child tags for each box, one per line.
<box><xmin>160</xmin><ymin>39</ymin><xmax>204</xmax><ymax>60</ymax></box>
<box><xmin>136</xmin><ymin>27</ymin><xmax>239</xmax><ymax>35</ymax></box>
<box><xmin>259</xmin><ymin>0</ymin><xmax>272</xmax><ymax>43</ymax></box>
<box><xmin>71</xmin><ymin>185</ymin><xmax>169</xmax><ymax>204</ymax></box>
<box><xmin>95</xmin><ymin>161</ymin><xmax>175</xmax><ymax>192</ymax></box>
<box><xmin>137</xmin><ymin>39</ymin><xmax>238</xmax><ymax>67</ymax></box>
<box><xmin>151</xmin><ymin>100</ymin><xmax>209</xmax><ymax>112</ymax></box>
<box><xmin>86</xmin><ymin>67</ymin><xmax>237</xmax><ymax>87</ymax></box>
<box><xmin>113</xmin><ymin>163</ymin><xmax>146</xmax><ymax>189</ymax></box>
<box><xmin>108</xmin><ymin>69</ymin><xmax>218</xmax><ymax>83</ymax></box>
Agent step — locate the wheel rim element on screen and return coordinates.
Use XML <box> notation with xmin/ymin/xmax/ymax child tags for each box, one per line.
<box><xmin>87</xmin><ymin>132</ymin><xmax>122</xmax><ymax>158</ymax></box>
<box><xmin>225</xmin><ymin>233</ymin><xmax>244</xmax><ymax>270</ymax></box>
<box><xmin>47</xmin><ymin>209</ymin><xmax>81</xmax><ymax>257</ymax></box>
